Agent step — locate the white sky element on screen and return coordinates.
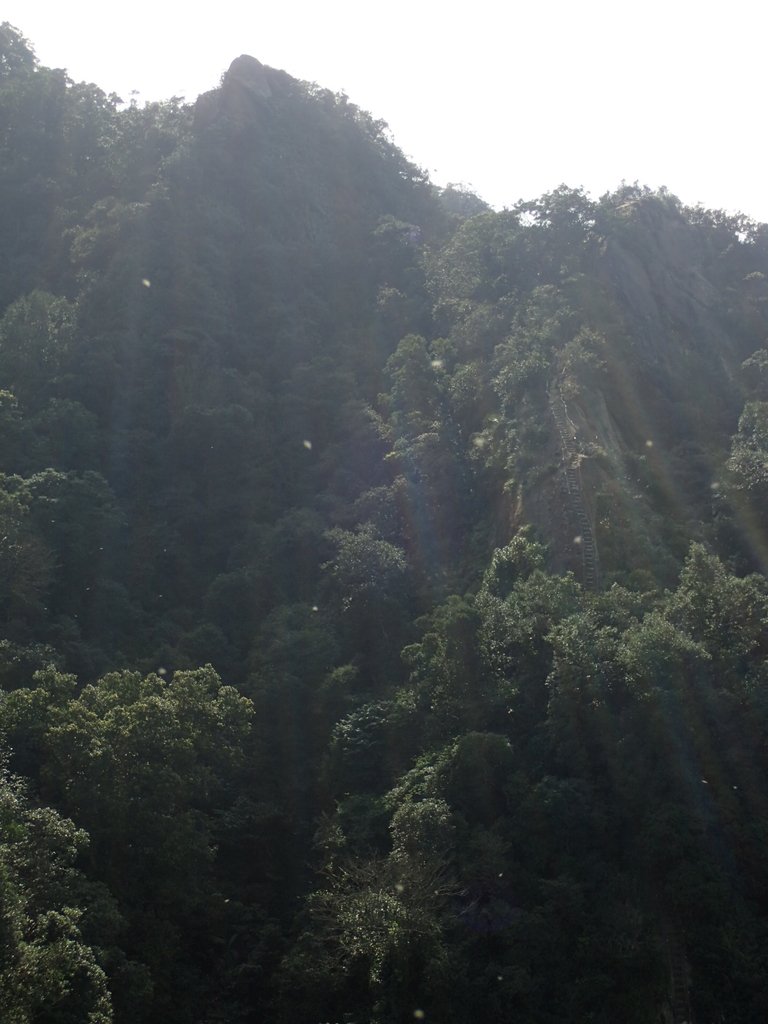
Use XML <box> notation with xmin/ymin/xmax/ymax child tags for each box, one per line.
<box><xmin>5</xmin><ymin>0</ymin><xmax>768</xmax><ymax>222</ymax></box>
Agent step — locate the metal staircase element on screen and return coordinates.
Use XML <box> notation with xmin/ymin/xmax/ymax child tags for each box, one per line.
<box><xmin>665</xmin><ymin>919</ymin><xmax>693</xmax><ymax>1024</ymax></box>
<box><xmin>549</xmin><ymin>380</ymin><xmax>600</xmax><ymax>590</ymax></box>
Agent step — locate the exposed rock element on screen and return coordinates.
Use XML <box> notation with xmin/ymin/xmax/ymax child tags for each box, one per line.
<box><xmin>193</xmin><ymin>53</ymin><xmax>295</xmax><ymax>131</ymax></box>
<box><xmin>225</xmin><ymin>54</ymin><xmax>272</xmax><ymax>99</ymax></box>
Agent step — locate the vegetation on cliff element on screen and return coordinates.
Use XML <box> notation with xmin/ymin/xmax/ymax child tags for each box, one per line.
<box><xmin>2</xmin><ymin>21</ymin><xmax>768</xmax><ymax>1023</ymax></box>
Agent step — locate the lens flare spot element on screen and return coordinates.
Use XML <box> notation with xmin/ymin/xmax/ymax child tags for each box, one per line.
<box><xmin>574</xmin><ymin>535</ymin><xmax>583</xmax><ymax>545</ymax></box>
<box><xmin>413</xmin><ymin>1011</ymin><xmax>425</xmax><ymax>1020</ymax></box>
<box><xmin>645</xmin><ymin>439</ymin><xmax>654</xmax><ymax>448</ymax></box>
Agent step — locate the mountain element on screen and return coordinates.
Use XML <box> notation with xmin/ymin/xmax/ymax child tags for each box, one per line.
<box><xmin>2</xmin><ymin>22</ymin><xmax>768</xmax><ymax>1024</ymax></box>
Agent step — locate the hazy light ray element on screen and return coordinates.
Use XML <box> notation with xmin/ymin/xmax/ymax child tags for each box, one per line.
<box><xmin>593</xmin><ymin>340</ymin><xmax>705</xmax><ymax>565</ymax></box>
<box><xmin>723</xmin><ymin>489</ymin><xmax>768</xmax><ymax>578</ymax></box>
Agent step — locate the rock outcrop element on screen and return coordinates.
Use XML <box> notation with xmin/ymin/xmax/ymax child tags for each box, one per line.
<box><xmin>193</xmin><ymin>54</ymin><xmax>294</xmax><ymax>131</ymax></box>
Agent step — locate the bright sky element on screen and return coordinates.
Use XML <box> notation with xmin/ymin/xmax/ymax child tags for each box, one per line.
<box><xmin>6</xmin><ymin>1</ymin><xmax>768</xmax><ymax>222</ymax></box>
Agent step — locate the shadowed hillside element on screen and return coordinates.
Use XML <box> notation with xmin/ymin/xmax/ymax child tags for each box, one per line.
<box><xmin>2</xmin><ymin>23</ymin><xmax>768</xmax><ymax>1024</ymax></box>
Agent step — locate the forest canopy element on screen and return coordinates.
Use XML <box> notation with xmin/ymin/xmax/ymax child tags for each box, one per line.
<box><xmin>2</xmin><ymin>22</ymin><xmax>768</xmax><ymax>1024</ymax></box>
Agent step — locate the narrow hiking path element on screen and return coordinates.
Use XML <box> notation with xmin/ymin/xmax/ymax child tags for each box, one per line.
<box><xmin>549</xmin><ymin>379</ymin><xmax>601</xmax><ymax>590</ymax></box>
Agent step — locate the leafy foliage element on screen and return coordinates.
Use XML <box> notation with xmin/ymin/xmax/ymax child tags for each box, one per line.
<box><xmin>1</xmin><ymin>22</ymin><xmax>768</xmax><ymax>1024</ymax></box>
<box><xmin>0</xmin><ymin>766</ymin><xmax>112</xmax><ymax>1023</ymax></box>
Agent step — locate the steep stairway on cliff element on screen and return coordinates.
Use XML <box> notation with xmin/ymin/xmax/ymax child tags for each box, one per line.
<box><xmin>549</xmin><ymin>380</ymin><xmax>600</xmax><ymax>590</ymax></box>
<box><xmin>666</xmin><ymin>919</ymin><xmax>693</xmax><ymax>1024</ymax></box>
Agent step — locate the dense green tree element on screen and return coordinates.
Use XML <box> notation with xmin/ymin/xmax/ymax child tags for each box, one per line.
<box><xmin>0</xmin><ymin>291</ymin><xmax>77</xmax><ymax>411</ymax></box>
<box><xmin>0</xmin><ymin>766</ymin><xmax>112</xmax><ymax>1023</ymax></box>
<box><xmin>2</xmin><ymin>24</ymin><xmax>768</xmax><ymax>1024</ymax></box>
<box><xmin>0</xmin><ymin>666</ymin><xmax>254</xmax><ymax>1022</ymax></box>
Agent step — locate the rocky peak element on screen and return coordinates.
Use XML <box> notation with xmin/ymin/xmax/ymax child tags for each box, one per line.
<box><xmin>193</xmin><ymin>53</ymin><xmax>294</xmax><ymax>131</ymax></box>
<box><xmin>223</xmin><ymin>54</ymin><xmax>273</xmax><ymax>99</ymax></box>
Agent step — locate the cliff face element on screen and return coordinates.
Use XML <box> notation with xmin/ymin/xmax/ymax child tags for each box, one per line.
<box><xmin>424</xmin><ymin>189</ymin><xmax>768</xmax><ymax>588</ymax></box>
<box><xmin>538</xmin><ymin>195</ymin><xmax>768</xmax><ymax>584</ymax></box>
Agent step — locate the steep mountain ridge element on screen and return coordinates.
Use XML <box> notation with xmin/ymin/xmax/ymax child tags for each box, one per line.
<box><xmin>2</xmin><ymin>23</ymin><xmax>768</xmax><ymax>1024</ymax></box>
